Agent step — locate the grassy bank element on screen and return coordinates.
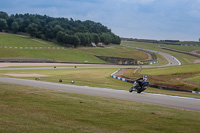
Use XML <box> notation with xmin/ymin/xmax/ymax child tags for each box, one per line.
<box><xmin>0</xmin><ymin>48</ymin><xmax>107</xmax><ymax>63</ymax></box>
<box><xmin>78</xmin><ymin>46</ymin><xmax>147</xmax><ymax>60</ymax></box>
<box><xmin>0</xmin><ymin>33</ymin><xmax>58</xmax><ymax>47</ymax></box>
<box><xmin>124</xmin><ymin>64</ymin><xmax>200</xmax><ymax>92</ymax></box>
<box><xmin>0</xmin><ymin>82</ymin><xmax>200</xmax><ymax>133</ymax></box>
<box><xmin>161</xmin><ymin>44</ymin><xmax>200</xmax><ymax>52</ymax></box>
<box><xmin>0</xmin><ymin>33</ymin><xmax>149</xmax><ymax>63</ymax></box>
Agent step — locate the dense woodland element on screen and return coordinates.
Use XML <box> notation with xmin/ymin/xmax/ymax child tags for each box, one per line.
<box><xmin>0</xmin><ymin>11</ymin><xmax>121</xmax><ymax>47</ymax></box>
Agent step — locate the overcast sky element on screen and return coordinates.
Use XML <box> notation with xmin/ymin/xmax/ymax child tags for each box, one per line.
<box><xmin>1</xmin><ymin>0</ymin><xmax>200</xmax><ymax>41</ymax></box>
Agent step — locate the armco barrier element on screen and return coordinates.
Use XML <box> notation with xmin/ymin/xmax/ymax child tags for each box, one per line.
<box><xmin>111</xmin><ymin>69</ymin><xmax>199</xmax><ymax>94</ymax></box>
<box><xmin>110</xmin><ymin>69</ymin><xmax>133</xmax><ymax>83</ymax></box>
<box><xmin>192</xmin><ymin>91</ymin><xmax>200</xmax><ymax>94</ymax></box>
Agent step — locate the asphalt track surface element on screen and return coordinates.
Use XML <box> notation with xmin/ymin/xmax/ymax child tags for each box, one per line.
<box><xmin>1</xmin><ymin>46</ymin><xmax>199</xmax><ymax>112</ymax></box>
<box><xmin>0</xmin><ymin>77</ymin><xmax>200</xmax><ymax>112</ymax></box>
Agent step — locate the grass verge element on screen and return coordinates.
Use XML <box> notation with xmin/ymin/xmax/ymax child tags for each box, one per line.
<box><xmin>0</xmin><ymin>82</ymin><xmax>200</xmax><ymax>133</ymax></box>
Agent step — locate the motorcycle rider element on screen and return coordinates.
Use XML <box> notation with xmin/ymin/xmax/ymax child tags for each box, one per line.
<box><xmin>133</xmin><ymin>75</ymin><xmax>147</xmax><ymax>90</ymax></box>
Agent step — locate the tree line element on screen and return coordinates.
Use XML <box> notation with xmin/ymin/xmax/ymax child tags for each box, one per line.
<box><xmin>0</xmin><ymin>11</ymin><xmax>121</xmax><ymax>47</ymax></box>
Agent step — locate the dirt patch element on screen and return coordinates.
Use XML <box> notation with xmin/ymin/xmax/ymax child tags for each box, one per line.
<box><xmin>194</xmin><ymin>59</ymin><xmax>200</xmax><ymax>64</ymax></box>
<box><xmin>190</xmin><ymin>49</ymin><xmax>200</xmax><ymax>54</ymax></box>
<box><xmin>113</xmin><ymin>69</ymin><xmax>128</xmax><ymax>77</ymax></box>
<box><xmin>143</xmin><ymin>52</ymin><xmax>152</xmax><ymax>61</ymax></box>
<box><xmin>154</xmin><ymin>83</ymin><xmax>193</xmax><ymax>91</ymax></box>
<box><xmin>4</xmin><ymin>74</ymin><xmax>50</xmax><ymax>77</ymax></box>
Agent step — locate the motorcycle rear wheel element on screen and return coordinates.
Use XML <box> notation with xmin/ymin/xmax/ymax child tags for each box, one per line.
<box><xmin>129</xmin><ymin>87</ymin><xmax>134</xmax><ymax>92</ymax></box>
<box><xmin>137</xmin><ymin>86</ymin><xmax>145</xmax><ymax>93</ymax></box>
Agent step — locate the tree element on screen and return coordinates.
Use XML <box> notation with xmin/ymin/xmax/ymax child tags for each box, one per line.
<box><xmin>92</xmin><ymin>33</ymin><xmax>100</xmax><ymax>44</ymax></box>
<box><xmin>75</xmin><ymin>32</ymin><xmax>87</xmax><ymax>46</ymax></box>
<box><xmin>100</xmin><ymin>33</ymin><xmax>111</xmax><ymax>45</ymax></box>
<box><xmin>26</xmin><ymin>23</ymin><xmax>38</xmax><ymax>37</ymax></box>
<box><xmin>62</xmin><ymin>34</ymin><xmax>70</xmax><ymax>44</ymax></box>
<box><xmin>56</xmin><ymin>31</ymin><xmax>65</xmax><ymax>42</ymax></box>
<box><xmin>53</xmin><ymin>25</ymin><xmax>64</xmax><ymax>36</ymax></box>
<box><xmin>0</xmin><ymin>11</ymin><xmax>9</xmax><ymax>20</ymax></box>
<box><xmin>11</xmin><ymin>22</ymin><xmax>19</xmax><ymax>33</ymax></box>
<box><xmin>0</xmin><ymin>18</ymin><xmax>8</xmax><ymax>31</ymax></box>
<box><xmin>1</xmin><ymin>11</ymin><xmax>121</xmax><ymax>46</ymax></box>
<box><xmin>72</xmin><ymin>35</ymin><xmax>80</xmax><ymax>47</ymax></box>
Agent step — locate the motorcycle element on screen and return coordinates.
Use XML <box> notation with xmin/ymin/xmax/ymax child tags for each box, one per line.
<box><xmin>129</xmin><ymin>81</ymin><xmax>149</xmax><ymax>93</ymax></box>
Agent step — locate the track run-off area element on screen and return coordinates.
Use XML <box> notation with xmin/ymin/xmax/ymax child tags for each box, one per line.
<box><xmin>1</xmin><ymin>46</ymin><xmax>200</xmax><ymax>112</ymax></box>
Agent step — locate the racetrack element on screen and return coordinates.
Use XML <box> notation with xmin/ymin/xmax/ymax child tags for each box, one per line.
<box><xmin>0</xmin><ymin>77</ymin><xmax>199</xmax><ymax>112</ymax></box>
<box><xmin>121</xmin><ymin>44</ymin><xmax>181</xmax><ymax>67</ymax></box>
<box><xmin>1</xmin><ymin>46</ymin><xmax>195</xmax><ymax>112</ymax></box>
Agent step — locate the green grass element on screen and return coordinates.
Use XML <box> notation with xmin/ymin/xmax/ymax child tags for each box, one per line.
<box><xmin>78</xmin><ymin>46</ymin><xmax>147</xmax><ymax>60</ymax></box>
<box><xmin>161</xmin><ymin>44</ymin><xmax>200</xmax><ymax>52</ymax></box>
<box><xmin>3</xmin><ymin>64</ymin><xmax>122</xmax><ymax>68</ymax></box>
<box><xmin>0</xmin><ymin>82</ymin><xmax>200</xmax><ymax>133</ymax></box>
<box><xmin>140</xmin><ymin>64</ymin><xmax>200</xmax><ymax>75</ymax></box>
<box><xmin>184</xmin><ymin>75</ymin><xmax>200</xmax><ymax>82</ymax></box>
<box><xmin>0</xmin><ymin>68</ymin><xmax>130</xmax><ymax>90</ymax></box>
<box><xmin>0</xmin><ymin>33</ymin><xmax>150</xmax><ymax>63</ymax></box>
<box><xmin>180</xmin><ymin>41</ymin><xmax>200</xmax><ymax>45</ymax></box>
<box><xmin>125</xmin><ymin>64</ymin><xmax>200</xmax><ymax>91</ymax></box>
<box><xmin>1</xmin><ymin>68</ymin><xmax>200</xmax><ymax>98</ymax></box>
<box><xmin>0</xmin><ymin>48</ymin><xmax>108</xmax><ymax>63</ymax></box>
<box><xmin>0</xmin><ymin>33</ymin><xmax>57</xmax><ymax>47</ymax></box>
<box><xmin>121</xmin><ymin>41</ymin><xmax>200</xmax><ymax>65</ymax></box>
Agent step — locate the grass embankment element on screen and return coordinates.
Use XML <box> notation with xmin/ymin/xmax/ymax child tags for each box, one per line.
<box><xmin>1</xmin><ymin>68</ymin><xmax>200</xmax><ymax>98</ymax></box>
<box><xmin>0</xmin><ymin>82</ymin><xmax>200</xmax><ymax>133</ymax></box>
<box><xmin>160</xmin><ymin>44</ymin><xmax>200</xmax><ymax>52</ymax></box>
<box><xmin>0</xmin><ymin>48</ymin><xmax>107</xmax><ymax>63</ymax></box>
<box><xmin>124</xmin><ymin>64</ymin><xmax>200</xmax><ymax>92</ymax></box>
<box><xmin>0</xmin><ymin>33</ymin><xmax>58</xmax><ymax>47</ymax></box>
<box><xmin>0</xmin><ymin>33</ymin><xmax>148</xmax><ymax>63</ymax></box>
<box><xmin>180</xmin><ymin>41</ymin><xmax>200</xmax><ymax>45</ymax></box>
<box><xmin>78</xmin><ymin>46</ymin><xmax>147</xmax><ymax>60</ymax></box>
<box><xmin>122</xmin><ymin>41</ymin><xmax>200</xmax><ymax>65</ymax></box>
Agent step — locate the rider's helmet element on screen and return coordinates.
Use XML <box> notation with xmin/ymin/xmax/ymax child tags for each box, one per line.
<box><xmin>143</xmin><ymin>75</ymin><xmax>147</xmax><ymax>82</ymax></box>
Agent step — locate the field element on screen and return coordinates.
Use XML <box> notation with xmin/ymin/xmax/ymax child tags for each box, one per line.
<box><xmin>121</xmin><ymin>41</ymin><xmax>200</xmax><ymax>65</ymax></box>
<box><xmin>160</xmin><ymin>44</ymin><xmax>200</xmax><ymax>52</ymax></box>
<box><xmin>0</xmin><ymin>33</ymin><xmax>148</xmax><ymax>63</ymax></box>
<box><xmin>1</xmin><ymin>33</ymin><xmax>200</xmax><ymax>132</ymax></box>
<box><xmin>78</xmin><ymin>46</ymin><xmax>147</xmax><ymax>60</ymax></box>
<box><xmin>1</xmin><ymin>82</ymin><xmax>200</xmax><ymax>133</ymax></box>
<box><xmin>1</xmin><ymin>68</ymin><xmax>200</xmax><ymax>99</ymax></box>
<box><xmin>0</xmin><ymin>33</ymin><xmax>58</xmax><ymax>47</ymax></box>
<box><xmin>0</xmin><ymin>48</ymin><xmax>107</xmax><ymax>63</ymax></box>
<box><xmin>0</xmin><ymin>68</ymin><xmax>130</xmax><ymax>90</ymax></box>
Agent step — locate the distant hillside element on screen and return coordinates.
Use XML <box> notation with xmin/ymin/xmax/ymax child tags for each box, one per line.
<box><xmin>0</xmin><ymin>33</ymin><xmax>147</xmax><ymax>63</ymax></box>
<box><xmin>0</xmin><ymin>11</ymin><xmax>121</xmax><ymax>47</ymax></box>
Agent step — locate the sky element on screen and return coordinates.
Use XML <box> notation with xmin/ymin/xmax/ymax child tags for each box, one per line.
<box><xmin>1</xmin><ymin>0</ymin><xmax>200</xmax><ymax>41</ymax></box>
